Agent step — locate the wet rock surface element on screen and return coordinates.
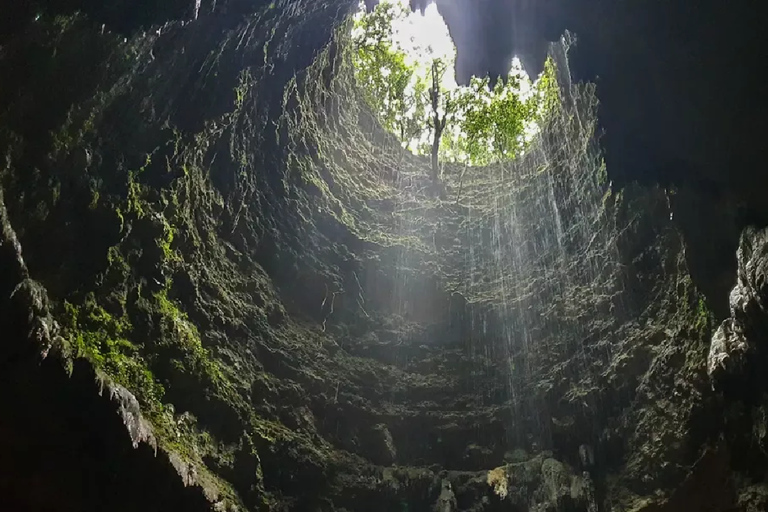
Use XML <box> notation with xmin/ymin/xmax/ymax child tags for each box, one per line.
<box><xmin>709</xmin><ymin>227</ymin><xmax>768</xmax><ymax>389</ymax></box>
<box><xmin>0</xmin><ymin>2</ymin><xmax>766</xmax><ymax>512</ymax></box>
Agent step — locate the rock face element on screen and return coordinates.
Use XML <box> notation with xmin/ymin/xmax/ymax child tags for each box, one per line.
<box><xmin>709</xmin><ymin>227</ymin><xmax>768</xmax><ymax>387</ymax></box>
<box><xmin>708</xmin><ymin>318</ymin><xmax>751</xmax><ymax>388</ymax></box>
<box><xmin>0</xmin><ymin>2</ymin><xmax>766</xmax><ymax>512</ymax></box>
<box><xmin>728</xmin><ymin>227</ymin><xmax>768</xmax><ymax>332</ymax></box>
<box><xmin>707</xmin><ymin>227</ymin><xmax>768</xmax><ymax>512</ymax></box>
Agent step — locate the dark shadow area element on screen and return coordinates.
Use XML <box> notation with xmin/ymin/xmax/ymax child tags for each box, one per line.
<box><xmin>0</xmin><ymin>354</ymin><xmax>212</xmax><ymax>512</ymax></box>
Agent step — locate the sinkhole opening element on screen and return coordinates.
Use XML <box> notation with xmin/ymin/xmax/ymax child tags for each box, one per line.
<box><xmin>348</xmin><ymin>0</ymin><xmax>559</xmax><ymax>169</ymax></box>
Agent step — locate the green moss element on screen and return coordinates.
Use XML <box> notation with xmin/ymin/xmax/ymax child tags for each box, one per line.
<box><xmin>51</xmin><ymin>126</ymin><xmax>76</xmax><ymax>156</ymax></box>
<box><xmin>50</xmin><ymin>91</ymin><xmax>110</xmax><ymax>157</ymax></box>
<box><xmin>157</xmin><ymin>216</ymin><xmax>179</xmax><ymax>263</ymax></box>
<box><xmin>601</xmin><ymin>187</ymin><xmax>613</xmax><ymax>211</ymax></box>
<box><xmin>674</xmin><ymin>270</ymin><xmax>715</xmax><ymax>340</ymax></box>
<box><xmin>126</xmin><ymin>171</ymin><xmax>146</xmax><ymax>218</ymax></box>
<box><xmin>234</xmin><ymin>69</ymin><xmax>253</xmax><ymax>110</ymax></box>
<box><xmin>58</xmin><ymin>284</ymin><xmax>244</xmax><ymax>507</ymax></box>
<box><xmin>152</xmin><ymin>287</ymin><xmax>224</xmax><ymax>385</ymax></box>
<box><xmin>596</xmin><ymin>158</ymin><xmax>608</xmax><ymax>186</ymax></box>
<box><xmin>693</xmin><ymin>296</ymin><xmax>714</xmax><ymax>338</ymax></box>
<box><xmin>62</xmin><ymin>295</ymin><xmax>165</xmax><ymax>410</ymax></box>
<box><xmin>89</xmin><ymin>188</ymin><xmax>100</xmax><ymax>210</ymax></box>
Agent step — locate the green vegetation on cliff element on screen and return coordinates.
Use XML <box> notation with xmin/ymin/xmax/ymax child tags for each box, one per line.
<box><xmin>0</xmin><ymin>4</ymin><xmax>739</xmax><ymax>512</ymax></box>
<box><xmin>350</xmin><ymin>0</ymin><xmax>558</xmax><ymax>172</ymax></box>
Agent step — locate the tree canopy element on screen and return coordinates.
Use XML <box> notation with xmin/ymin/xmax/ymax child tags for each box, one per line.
<box><xmin>351</xmin><ymin>2</ymin><xmax>426</xmax><ymax>143</ymax></box>
<box><xmin>350</xmin><ymin>0</ymin><xmax>559</xmax><ymax>172</ymax></box>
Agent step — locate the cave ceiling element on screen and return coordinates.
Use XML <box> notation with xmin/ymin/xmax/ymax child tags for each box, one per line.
<box><xmin>2</xmin><ymin>0</ymin><xmax>765</xmax><ymax>208</ymax></box>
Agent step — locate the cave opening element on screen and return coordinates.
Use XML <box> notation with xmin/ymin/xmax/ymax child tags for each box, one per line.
<box><xmin>348</xmin><ymin>0</ymin><xmax>556</xmax><ymax>174</ymax></box>
<box><xmin>0</xmin><ymin>1</ymin><xmax>767</xmax><ymax>511</ymax></box>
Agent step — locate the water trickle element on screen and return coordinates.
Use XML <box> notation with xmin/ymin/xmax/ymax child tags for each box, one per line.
<box><xmin>404</xmin><ymin>33</ymin><xmax>624</xmax><ymax>451</ymax></box>
<box><xmin>292</xmin><ymin>26</ymin><xmax>624</xmax><ymax>478</ymax></box>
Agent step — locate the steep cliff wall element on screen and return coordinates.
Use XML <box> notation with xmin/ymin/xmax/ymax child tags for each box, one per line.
<box><xmin>0</xmin><ymin>4</ymin><xmax>765</xmax><ymax>511</ymax></box>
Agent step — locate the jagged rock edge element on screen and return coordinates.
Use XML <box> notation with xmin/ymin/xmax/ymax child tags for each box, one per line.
<box><xmin>0</xmin><ymin>185</ymin><xmax>232</xmax><ymax>510</ymax></box>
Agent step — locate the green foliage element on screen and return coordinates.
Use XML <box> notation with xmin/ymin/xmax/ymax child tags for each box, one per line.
<box><xmin>63</xmin><ymin>296</ymin><xmax>165</xmax><ymax>408</ymax></box>
<box><xmin>126</xmin><ymin>170</ymin><xmax>146</xmax><ymax>218</ymax></box>
<box><xmin>693</xmin><ymin>296</ymin><xmax>714</xmax><ymax>337</ymax></box>
<box><xmin>351</xmin><ymin>2</ymin><xmax>423</xmax><ymax>141</ymax></box>
<box><xmin>152</xmin><ymin>287</ymin><xmax>224</xmax><ymax>386</ymax></box>
<box><xmin>350</xmin><ymin>1</ymin><xmax>554</xmax><ymax>167</ymax></box>
<box><xmin>530</xmin><ymin>57</ymin><xmax>560</xmax><ymax>122</ymax></box>
<box><xmin>157</xmin><ymin>213</ymin><xmax>180</xmax><ymax>263</ymax></box>
<box><xmin>448</xmin><ymin>75</ymin><xmax>533</xmax><ymax>165</ymax></box>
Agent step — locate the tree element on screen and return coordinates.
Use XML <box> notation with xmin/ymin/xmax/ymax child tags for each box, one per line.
<box><xmin>530</xmin><ymin>56</ymin><xmax>561</xmax><ymax>122</ymax></box>
<box><xmin>351</xmin><ymin>2</ymin><xmax>421</xmax><ymax>141</ymax></box>
<box><xmin>428</xmin><ymin>58</ymin><xmax>450</xmax><ymax>181</ymax></box>
<box><xmin>351</xmin><ymin>0</ymin><xmax>554</xmax><ymax>174</ymax></box>
<box><xmin>448</xmin><ymin>74</ymin><xmax>534</xmax><ymax>166</ymax></box>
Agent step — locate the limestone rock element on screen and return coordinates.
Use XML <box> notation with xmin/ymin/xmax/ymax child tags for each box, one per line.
<box><xmin>369</xmin><ymin>423</ymin><xmax>397</xmax><ymax>466</ymax></box>
<box><xmin>730</xmin><ymin>226</ymin><xmax>768</xmax><ymax>322</ymax></box>
<box><xmin>708</xmin><ymin>226</ymin><xmax>768</xmax><ymax>386</ymax></box>
<box><xmin>738</xmin><ymin>483</ymin><xmax>768</xmax><ymax>512</ymax></box>
<box><xmin>708</xmin><ymin>318</ymin><xmax>752</xmax><ymax>385</ymax></box>
<box><xmin>434</xmin><ymin>479</ymin><xmax>457</xmax><ymax>512</ymax></box>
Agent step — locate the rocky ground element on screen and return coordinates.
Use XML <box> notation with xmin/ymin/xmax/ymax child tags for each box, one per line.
<box><xmin>2</xmin><ymin>2</ymin><xmax>768</xmax><ymax>511</ymax></box>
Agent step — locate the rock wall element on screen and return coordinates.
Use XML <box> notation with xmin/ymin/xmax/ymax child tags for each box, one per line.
<box><xmin>1</xmin><ymin>3</ymin><xmax>766</xmax><ymax>511</ymax></box>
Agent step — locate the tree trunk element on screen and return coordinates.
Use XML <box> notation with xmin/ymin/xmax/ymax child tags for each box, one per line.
<box><xmin>429</xmin><ymin>60</ymin><xmax>446</xmax><ymax>183</ymax></box>
<box><xmin>431</xmin><ymin>121</ymin><xmax>442</xmax><ymax>182</ymax></box>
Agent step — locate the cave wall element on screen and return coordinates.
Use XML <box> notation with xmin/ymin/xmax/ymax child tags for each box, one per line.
<box><xmin>388</xmin><ymin>0</ymin><xmax>767</xmax><ymax>317</ymax></box>
<box><xmin>4</xmin><ymin>0</ymin><xmax>761</xmax><ymax>324</ymax></box>
<box><xmin>2</xmin><ymin>2</ymin><xmax>768</xmax><ymax>511</ymax></box>
<box><xmin>361</xmin><ymin>0</ymin><xmax>767</xmax><ymax>202</ymax></box>
<box><xmin>0</xmin><ymin>6</ymin><xmax>513</xmax><ymax>509</ymax></box>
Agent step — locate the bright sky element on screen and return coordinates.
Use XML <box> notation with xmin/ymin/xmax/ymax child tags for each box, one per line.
<box><xmin>370</xmin><ymin>0</ymin><xmax>532</xmax><ymax>95</ymax></box>
<box><xmin>355</xmin><ymin>0</ymin><xmax>543</xmax><ymax>150</ymax></box>
<box><xmin>388</xmin><ymin>0</ymin><xmax>458</xmax><ymax>89</ymax></box>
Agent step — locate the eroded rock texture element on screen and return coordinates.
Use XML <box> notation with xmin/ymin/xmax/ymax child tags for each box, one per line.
<box><xmin>709</xmin><ymin>228</ymin><xmax>768</xmax><ymax>385</ymax></box>
<box><xmin>0</xmin><ymin>2</ymin><xmax>765</xmax><ymax>512</ymax></box>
